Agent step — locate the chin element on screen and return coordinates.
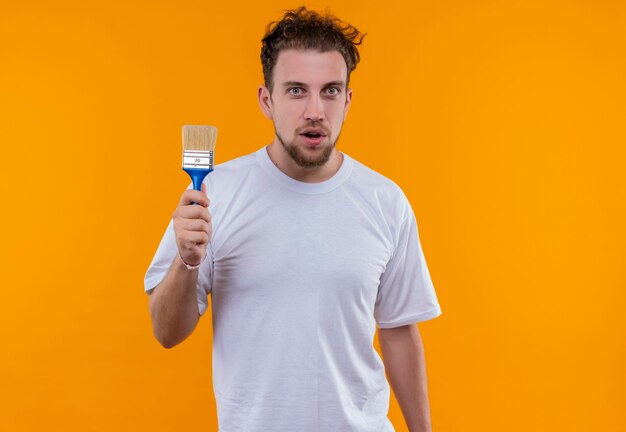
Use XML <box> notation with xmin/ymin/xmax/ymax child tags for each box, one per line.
<box><xmin>276</xmin><ymin>131</ymin><xmax>337</xmax><ymax>168</ymax></box>
<box><xmin>291</xmin><ymin>143</ymin><xmax>334</xmax><ymax>168</ymax></box>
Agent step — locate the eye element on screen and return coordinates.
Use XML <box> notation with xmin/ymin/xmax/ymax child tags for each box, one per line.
<box><xmin>325</xmin><ymin>87</ymin><xmax>340</xmax><ymax>96</ymax></box>
<box><xmin>288</xmin><ymin>87</ymin><xmax>303</xmax><ymax>96</ymax></box>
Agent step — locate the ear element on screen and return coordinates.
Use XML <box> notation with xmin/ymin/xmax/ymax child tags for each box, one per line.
<box><xmin>258</xmin><ymin>85</ymin><xmax>274</xmax><ymax>120</ymax></box>
<box><xmin>343</xmin><ymin>88</ymin><xmax>353</xmax><ymax>120</ymax></box>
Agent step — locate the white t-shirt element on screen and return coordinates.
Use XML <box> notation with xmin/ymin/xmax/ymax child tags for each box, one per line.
<box><xmin>145</xmin><ymin>146</ymin><xmax>441</xmax><ymax>432</ymax></box>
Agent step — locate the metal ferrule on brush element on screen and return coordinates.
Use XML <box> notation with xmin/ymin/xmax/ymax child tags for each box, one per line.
<box><xmin>183</xmin><ymin>150</ymin><xmax>214</xmax><ymax>190</ymax></box>
<box><xmin>183</xmin><ymin>149</ymin><xmax>214</xmax><ymax>170</ymax></box>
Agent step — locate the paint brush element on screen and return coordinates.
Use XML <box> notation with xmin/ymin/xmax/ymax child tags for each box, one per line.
<box><xmin>182</xmin><ymin>125</ymin><xmax>218</xmax><ymax>191</ymax></box>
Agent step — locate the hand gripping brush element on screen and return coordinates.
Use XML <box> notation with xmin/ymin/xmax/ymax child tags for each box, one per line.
<box><xmin>182</xmin><ymin>125</ymin><xmax>218</xmax><ymax>194</ymax></box>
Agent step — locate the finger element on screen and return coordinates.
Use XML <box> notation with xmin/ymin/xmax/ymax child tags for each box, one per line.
<box><xmin>179</xmin><ymin>189</ymin><xmax>210</xmax><ymax>207</ymax></box>
<box><xmin>177</xmin><ymin>218</ymin><xmax>211</xmax><ymax>234</ymax></box>
<box><xmin>175</xmin><ymin>205</ymin><xmax>211</xmax><ymax>223</ymax></box>
<box><xmin>179</xmin><ymin>230</ymin><xmax>210</xmax><ymax>246</ymax></box>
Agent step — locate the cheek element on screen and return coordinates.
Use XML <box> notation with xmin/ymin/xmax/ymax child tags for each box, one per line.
<box><xmin>275</xmin><ymin>107</ymin><xmax>298</xmax><ymax>127</ymax></box>
<box><xmin>328</xmin><ymin>105</ymin><xmax>346</xmax><ymax>125</ymax></box>
<box><xmin>272</xmin><ymin>113</ymin><xmax>295</xmax><ymax>138</ymax></box>
<box><xmin>327</xmin><ymin>100</ymin><xmax>345</xmax><ymax>115</ymax></box>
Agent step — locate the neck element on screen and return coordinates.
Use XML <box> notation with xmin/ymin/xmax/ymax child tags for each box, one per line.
<box><xmin>266</xmin><ymin>140</ymin><xmax>343</xmax><ymax>183</ymax></box>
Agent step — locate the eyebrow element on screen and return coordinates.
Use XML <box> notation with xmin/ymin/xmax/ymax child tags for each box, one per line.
<box><xmin>282</xmin><ymin>80</ymin><xmax>346</xmax><ymax>89</ymax></box>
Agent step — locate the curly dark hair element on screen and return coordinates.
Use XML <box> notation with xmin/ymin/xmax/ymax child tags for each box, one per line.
<box><xmin>260</xmin><ymin>6</ymin><xmax>366</xmax><ymax>94</ymax></box>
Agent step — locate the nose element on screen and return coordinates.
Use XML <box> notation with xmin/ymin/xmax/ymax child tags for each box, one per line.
<box><xmin>304</xmin><ymin>94</ymin><xmax>325</xmax><ymax>122</ymax></box>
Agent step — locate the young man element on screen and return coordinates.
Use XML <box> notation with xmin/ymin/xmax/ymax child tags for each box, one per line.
<box><xmin>145</xmin><ymin>6</ymin><xmax>441</xmax><ymax>432</ymax></box>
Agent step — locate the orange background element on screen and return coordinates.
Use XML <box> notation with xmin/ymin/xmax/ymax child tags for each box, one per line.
<box><xmin>1</xmin><ymin>0</ymin><xmax>625</xmax><ymax>430</ymax></box>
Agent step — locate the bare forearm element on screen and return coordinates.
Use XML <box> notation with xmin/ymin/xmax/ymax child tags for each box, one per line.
<box><xmin>379</xmin><ymin>324</ymin><xmax>432</xmax><ymax>432</ymax></box>
<box><xmin>148</xmin><ymin>256</ymin><xmax>200</xmax><ymax>348</ymax></box>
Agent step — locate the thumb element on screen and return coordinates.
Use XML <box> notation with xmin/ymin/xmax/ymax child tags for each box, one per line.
<box><xmin>201</xmin><ymin>182</ymin><xmax>210</xmax><ymax>205</ymax></box>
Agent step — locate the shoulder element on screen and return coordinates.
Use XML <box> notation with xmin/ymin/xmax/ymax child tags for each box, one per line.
<box><xmin>212</xmin><ymin>150</ymin><xmax>258</xmax><ymax>176</ymax></box>
<box><xmin>345</xmin><ymin>154</ymin><xmax>412</xmax><ymax>220</ymax></box>
<box><xmin>349</xmin><ymin>156</ymin><xmax>403</xmax><ymax>192</ymax></box>
<box><xmin>201</xmin><ymin>149</ymin><xmax>261</xmax><ymax>193</ymax></box>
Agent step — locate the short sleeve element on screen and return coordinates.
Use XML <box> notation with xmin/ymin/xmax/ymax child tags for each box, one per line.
<box><xmin>143</xmin><ymin>216</ymin><xmax>213</xmax><ymax>317</ymax></box>
<box><xmin>374</xmin><ymin>206</ymin><xmax>441</xmax><ymax>328</ymax></box>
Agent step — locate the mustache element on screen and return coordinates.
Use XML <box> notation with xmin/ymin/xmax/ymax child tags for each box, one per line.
<box><xmin>296</xmin><ymin>124</ymin><xmax>330</xmax><ymax>135</ymax></box>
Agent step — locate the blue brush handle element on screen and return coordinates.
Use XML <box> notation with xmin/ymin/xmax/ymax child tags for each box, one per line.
<box><xmin>183</xmin><ymin>168</ymin><xmax>213</xmax><ymax>203</ymax></box>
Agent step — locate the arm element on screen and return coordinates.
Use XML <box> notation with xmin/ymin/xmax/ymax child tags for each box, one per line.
<box><xmin>148</xmin><ymin>185</ymin><xmax>212</xmax><ymax>349</ymax></box>
<box><xmin>148</xmin><ymin>256</ymin><xmax>201</xmax><ymax>348</ymax></box>
<box><xmin>379</xmin><ymin>324</ymin><xmax>433</xmax><ymax>432</ymax></box>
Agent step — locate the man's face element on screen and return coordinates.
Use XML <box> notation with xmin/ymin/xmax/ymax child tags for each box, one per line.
<box><xmin>259</xmin><ymin>49</ymin><xmax>352</xmax><ymax>168</ymax></box>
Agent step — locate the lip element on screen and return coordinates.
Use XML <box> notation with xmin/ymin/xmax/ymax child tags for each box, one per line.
<box><xmin>299</xmin><ymin>127</ymin><xmax>327</xmax><ymax>136</ymax></box>
<box><xmin>300</xmin><ymin>133</ymin><xmax>325</xmax><ymax>146</ymax></box>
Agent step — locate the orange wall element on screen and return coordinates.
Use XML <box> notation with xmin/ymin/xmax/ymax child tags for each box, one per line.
<box><xmin>1</xmin><ymin>1</ymin><xmax>624</xmax><ymax>430</ymax></box>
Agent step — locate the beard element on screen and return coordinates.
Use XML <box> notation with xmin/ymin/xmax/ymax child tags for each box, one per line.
<box><xmin>275</xmin><ymin>126</ymin><xmax>340</xmax><ymax>168</ymax></box>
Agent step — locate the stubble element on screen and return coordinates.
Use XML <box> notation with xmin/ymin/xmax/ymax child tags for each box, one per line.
<box><xmin>275</xmin><ymin>126</ymin><xmax>341</xmax><ymax>168</ymax></box>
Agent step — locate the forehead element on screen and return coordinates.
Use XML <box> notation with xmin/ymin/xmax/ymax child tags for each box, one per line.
<box><xmin>273</xmin><ymin>49</ymin><xmax>347</xmax><ymax>86</ymax></box>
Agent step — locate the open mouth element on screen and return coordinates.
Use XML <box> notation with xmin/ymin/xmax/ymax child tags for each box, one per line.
<box><xmin>300</xmin><ymin>132</ymin><xmax>325</xmax><ymax>145</ymax></box>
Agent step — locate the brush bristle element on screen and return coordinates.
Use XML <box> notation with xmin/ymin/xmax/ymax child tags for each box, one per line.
<box><xmin>182</xmin><ymin>125</ymin><xmax>218</xmax><ymax>151</ymax></box>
